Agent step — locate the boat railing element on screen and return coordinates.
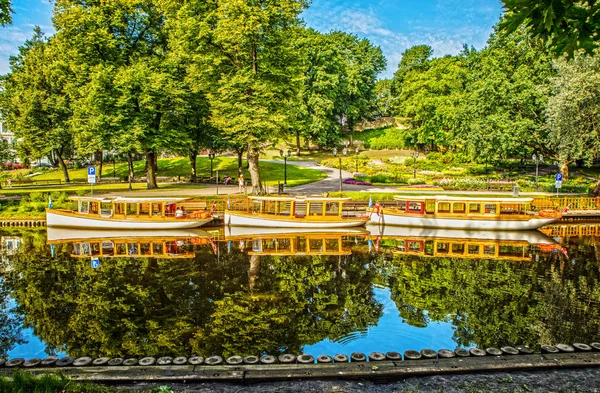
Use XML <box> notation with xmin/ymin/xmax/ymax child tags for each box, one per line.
<box><xmin>533</xmin><ymin>196</ymin><xmax>600</xmax><ymax>211</ymax></box>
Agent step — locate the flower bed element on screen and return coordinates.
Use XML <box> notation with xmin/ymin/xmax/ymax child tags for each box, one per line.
<box><xmin>343</xmin><ymin>178</ymin><xmax>372</xmax><ymax>186</ymax></box>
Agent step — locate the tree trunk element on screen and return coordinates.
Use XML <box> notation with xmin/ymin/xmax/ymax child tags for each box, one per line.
<box><xmin>237</xmin><ymin>150</ymin><xmax>243</xmax><ymax>176</ymax></box>
<box><xmin>296</xmin><ymin>130</ymin><xmax>301</xmax><ymax>154</ymax></box>
<box><xmin>560</xmin><ymin>161</ymin><xmax>569</xmax><ymax>180</ymax></box>
<box><xmin>127</xmin><ymin>152</ymin><xmax>134</xmax><ymax>191</ymax></box>
<box><xmin>98</xmin><ymin>153</ymin><xmax>104</xmax><ymax>180</ymax></box>
<box><xmin>189</xmin><ymin>152</ymin><xmax>197</xmax><ymax>182</ymax></box>
<box><xmin>248</xmin><ymin>254</ymin><xmax>260</xmax><ymax>290</ymax></box>
<box><xmin>247</xmin><ymin>145</ymin><xmax>262</xmax><ymax>195</ymax></box>
<box><xmin>57</xmin><ymin>154</ymin><xmax>70</xmax><ymax>183</ymax></box>
<box><xmin>145</xmin><ymin>150</ymin><xmax>158</xmax><ymax>189</ymax></box>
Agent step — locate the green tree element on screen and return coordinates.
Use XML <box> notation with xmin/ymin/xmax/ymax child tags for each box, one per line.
<box><xmin>501</xmin><ymin>0</ymin><xmax>600</xmax><ymax>56</ymax></box>
<box><xmin>0</xmin><ymin>0</ymin><xmax>11</xmax><ymax>26</ymax></box>
<box><xmin>547</xmin><ymin>52</ymin><xmax>600</xmax><ymax>182</ymax></box>
<box><xmin>390</xmin><ymin>45</ymin><xmax>433</xmax><ymax>103</ymax></box>
<box><xmin>372</xmin><ymin>79</ymin><xmax>396</xmax><ymax>119</ymax></box>
<box><xmin>53</xmin><ymin>0</ymin><xmax>177</xmax><ymax>189</ymax></box>
<box><xmin>398</xmin><ymin>55</ymin><xmax>468</xmax><ymax>151</ymax></box>
<box><xmin>456</xmin><ymin>25</ymin><xmax>556</xmax><ymax>163</ymax></box>
<box><xmin>0</xmin><ymin>28</ymin><xmax>74</xmax><ymax>182</ymax></box>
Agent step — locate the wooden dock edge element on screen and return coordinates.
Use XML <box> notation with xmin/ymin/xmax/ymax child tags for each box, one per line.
<box><xmin>2</xmin><ymin>353</ymin><xmax>600</xmax><ymax>384</ymax></box>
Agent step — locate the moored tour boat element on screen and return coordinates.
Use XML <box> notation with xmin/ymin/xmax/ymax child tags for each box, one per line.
<box><xmin>224</xmin><ymin>196</ymin><xmax>369</xmax><ymax>228</ymax></box>
<box><xmin>46</xmin><ymin>196</ymin><xmax>214</xmax><ymax>229</ymax></box>
<box><xmin>46</xmin><ymin>227</ymin><xmax>214</xmax><ymax>259</ymax></box>
<box><xmin>369</xmin><ymin>195</ymin><xmax>561</xmax><ymax>230</ymax></box>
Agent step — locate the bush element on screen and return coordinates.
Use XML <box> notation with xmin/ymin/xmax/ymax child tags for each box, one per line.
<box><xmin>407</xmin><ymin>177</ymin><xmax>427</xmax><ymax>185</ymax></box>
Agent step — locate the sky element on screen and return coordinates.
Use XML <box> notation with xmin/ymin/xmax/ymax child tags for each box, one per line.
<box><xmin>0</xmin><ymin>0</ymin><xmax>504</xmax><ymax>78</ymax></box>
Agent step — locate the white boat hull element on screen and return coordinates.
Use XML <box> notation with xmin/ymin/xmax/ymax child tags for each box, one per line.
<box><xmin>224</xmin><ymin>212</ymin><xmax>367</xmax><ymax>228</ymax></box>
<box><xmin>365</xmin><ymin>223</ymin><xmax>556</xmax><ymax>244</ymax></box>
<box><xmin>369</xmin><ymin>212</ymin><xmax>558</xmax><ymax>231</ymax></box>
<box><xmin>46</xmin><ymin>211</ymin><xmax>211</xmax><ymax>230</ymax></box>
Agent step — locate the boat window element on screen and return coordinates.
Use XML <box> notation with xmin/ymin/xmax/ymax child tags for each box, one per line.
<box><xmin>81</xmin><ymin>242</ymin><xmax>91</xmax><ymax>255</ymax></box>
<box><xmin>469</xmin><ymin>203</ymin><xmax>480</xmax><ymax>214</ymax></box>
<box><xmin>297</xmin><ymin>237</ymin><xmax>307</xmax><ymax>252</ymax></box>
<box><xmin>100</xmin><ymin>203</ymin><xmax>113</xmax><ymax>217</ymax></box>
<box><xmin>165</xmin><ymin>241</ymin><xmax>179</xmax><ymax>254</ymax></box>
<box><xmin>438</xmin><ymin>202</ymin><xmax>451</xmax><ymax>213</ymax></box>
<box><xmin>309</xmin><ymin>202</ymin><xmax>324</xmax><ymax>216</ymax></box>
<box><xmin>396</xmin><ymin>240</ymin><xmax>406</xmax><ymax>252</ymax></box>
<box><xmin>79</xmin><ymin>202</ymin><xmax>90</xmax><ymax>214</ymax></box>
<box><xmin>325</xmin><ymin>238</ymin><xmax>340</xmax><ymax>252</ymax></box>
<box><xmin>424</xmin><ymin>240</ymin><xmax>434</xmax><ymax>256</ymax></box>
<box><xmin>425</xmin><ymin>200</ymin><xmax>435</xmax><ymax>213</ymax></box>
<box><xmin>500</xmin><ymin>204</ymin><xmax>521</xmax><ymax>215</ymax></box>
<box><xmin>452</xmin><ymin>203</ymin><xmax>466</xmax><ymax>214</ymax></box>
<box><xmin>452</xmin><ymin>243</ymin><xmax>465</xmax><ymax>254</ymax></box>
<box><xmin>436</xmin><ymin>242</ymin><xmax>450</xmax><ymax>254</ymax></box>
<box><xmin>263</xmin><ymin>239</ymin><xmax>277</xmax><ymax>252</ymax></box>
<box><xmin>325</xmin><ymin>202</ymin><xmax>340</xmax><ymax>216</ymax></box>
<box><xmin>406</xmin><ymin>201</ymin><xmax>424</xmax><ymax>214</ymax></box>
<box><xmin>408</xmin><ymin>241</ymin><xmax>423</xmax><ymax>252</ymax></box>
<box><xmin>90</xmin><ymin>202</ymin><xmax>99</xmax><ymax>214</ymax></box>
<box><xmin>139</xmin><ymin>203</ymin><xmax>150</xmax><ymax>216</ymax></box>
<box><xmin>126</xmin><ymin>203</ymin><xmax>137</xmax><ymax>216</ymax></box>
<box><xmin>499</xmin><ymin>245</ymin><xmax>525</xmax><ymax>258</ymax></box>
<box><xmin>90</xmin><ymin>242</ymin><xmax>101</xmax><ymax>256</ymax></box>
<box><xmin>252</xmin><ymin>240</ymin><xmax>262</xmax><ymax>252</ymax></box>
<box><xmin>152</xmin><ymin>243</ymin><xmax>164</xmax><ymax>255</ymax></box>
<box><xmin>278</xmin><ymin>238</ymin><xmax>292</xmax><ymax>252</ymax></box>
<box><xmin>152</xmin><ymin>203</ymin><xmax>162</xmax><ymax>216</ymax></box>
<box><xmin>310</xmin><ymin>239</ymin><xmax>323</xmax><ymax>252</ymax></box>
<box><xmin>114</xmin><ymin>203</ymin><xmax>125</xmax><ymax>215</ymax></box>
<box><xmin>101</xmin><ymin>241</ymin><xmax>114</xmax><ymax>256</ymax></box>
<box><xmin>483</xmin><ymin>245</ymin><xmax>496</xmax><ymax>255</ymax></box>
<box><xmin>484</xmin><ymin>204</ymin><xmax>497</xmax><ymax>215</ymax></box>
<box><xmin>128</xmin><ymin>243</ymin><xmax>139</xmax><ymax>255</ymax></box>
<box><xmin>73</xmin><ymin>244</ymin><xmax>82</xmax><ymax>256</ymax></box>
<box><xmin>140</xmin><ymin>243</ymin><xmax>151</xmax><ymax>255</ymax></box>
<box><xmin>115</xmin><ymin>243</ymin><xmax>127</xmax><ymax>255</ymax></box>
<box><xmin>277</xmin><ymin>201</ymin><xmax>292</xmax><ymax>216</ymax></box>
<box><xmin>468</xmin><ymin>245</ymin><xmax>480</xmax><ymax>255</ymax></box>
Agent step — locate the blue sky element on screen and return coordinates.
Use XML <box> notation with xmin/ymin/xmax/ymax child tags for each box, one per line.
<box><xmin>0</xmin><ymin>0</ymin><xmax>504</xmax><ymax>78</ymax></box>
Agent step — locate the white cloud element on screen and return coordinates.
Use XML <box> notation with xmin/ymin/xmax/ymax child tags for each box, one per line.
<box><xmin>303</xmin><ymin>1</ymin><xmax>500</xmax><ymax>79</ymax></box>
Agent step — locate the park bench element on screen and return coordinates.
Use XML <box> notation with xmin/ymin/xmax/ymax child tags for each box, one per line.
<box><xmin>10</xmin><ymin>179</ymin><xmax>34</xmax><ymax>186</ymax></box>
<box><xmin>71</xmin><ymin>178</ymin><xmax>88</xmax><ymax>184</ymax></box>
<box><xmin>486</xmin><ymin>180</ymin><xmax>516</xmax><ymax>191</ymax></box>
<box><xmin>100</xmin><ymin>177</ymin><xmax>121</xmax><ymax>183</ymax></box>
<box><xmin>32</xmin><ymin>179</ymin><xmax>63</xmax><ymax>185</ymax></box>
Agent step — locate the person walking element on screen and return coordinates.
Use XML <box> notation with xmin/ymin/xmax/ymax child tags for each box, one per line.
<box><xmin>238</xmin><ymin>174</ymin><xmax>246</xmax><ymax>193</ymax></box>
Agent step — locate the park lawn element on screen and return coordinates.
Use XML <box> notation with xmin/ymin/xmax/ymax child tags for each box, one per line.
<box><xmin>29</xmin><ymin>157</ymin><xmax>326</xmax><ymax>186</ymax></box>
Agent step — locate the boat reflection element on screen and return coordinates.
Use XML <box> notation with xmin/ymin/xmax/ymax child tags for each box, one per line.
<box><xmin>367</xmin><ymin>224</ymin><xmax>561</xmax><ymax>261</ymax></box>
<box><xmin>46</xmin><ymin>228</ymin><xmax>214</xmax><ymax>259</ymax></box>
<box><xmin>224</xmin><ymin>226</ymin><xmax>368</xmax><ymax>256</ymax></box>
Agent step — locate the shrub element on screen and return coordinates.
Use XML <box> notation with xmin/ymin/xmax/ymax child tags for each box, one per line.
<box><xmin>407</xmin><ymin>177</ymin><xmax>427</xmax><ymax>185</ymax></box>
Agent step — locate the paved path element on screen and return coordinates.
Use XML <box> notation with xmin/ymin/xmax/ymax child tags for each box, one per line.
<box><xmin>105</xmin><ymin>160</ymin><xmax>571</xmax><ymax>198</ymax></box>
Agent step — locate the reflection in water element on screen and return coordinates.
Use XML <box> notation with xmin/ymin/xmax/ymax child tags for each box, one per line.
<box><xmin>0</xmin><ymin>225</ymin><xmax>599</xmax><ymax>359</ymax></box>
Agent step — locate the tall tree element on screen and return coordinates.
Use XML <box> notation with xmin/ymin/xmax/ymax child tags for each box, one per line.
<box><xmin>390</xmin><ymin>45</ymin><xmax>433</xmax><ymax>102</ymax></box>
<box><xmin>0</xmin><ymin>28</ymin><xmax>74</xmax><ymax>182</ymax></box>
<box><xmin>52</xmin><ymin>0</ymin><xmax>175</xmax><ymax>189</ymax></box>
<box><xmin>171</xmin><ymin>0</ymin><xmax>308</xmax><ymax>194</ymax></box>
<box><xmin>546</xmin><ymin>52</ymin><xmax>600</xmax><ymax>181</ymax></box>
<box><xmin>501</xmin><ymin>0</ymin><xmax>600</xmax><ymax>56</ymax></box>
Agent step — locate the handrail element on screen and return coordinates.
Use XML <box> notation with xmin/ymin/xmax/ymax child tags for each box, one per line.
<box><xmin>533</xmin><ymin>197</ymin><xmax>600</xmax><ymax>211</ymax></box>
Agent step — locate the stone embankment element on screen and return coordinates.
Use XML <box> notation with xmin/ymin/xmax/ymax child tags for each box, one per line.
<box><xmin>1</xmin><ymin>343</ymin><xmax>599</xmax><ymax>385</ymax></box>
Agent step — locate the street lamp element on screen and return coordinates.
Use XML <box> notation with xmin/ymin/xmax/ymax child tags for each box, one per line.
<box><xmin>280</xmin><ymin>149</ymin><xmax>291</xmax><ymax>185</ymax></box>
<box><xmin>411</xmin><ymin>151</ymin><xmax>419</xmax><ymax>178</ymax></box>
<box><xmin>355</xmin><ymin>147</ymin><xmax>359</xmax><ymax>173</ymax></box>
<box><xmin>208</xmin><ymin>151</ymin><xmax>215</xmax><ymax>178</ymax></box>
<box><xmin>532</xmin><ymin>153</ymin><xmax>543</xmax><ymax>191</ymax></box>
<box><xmin>333</xmin><ymin>147</ymin><xmax>348</xmax><ymax>192</ymax></box>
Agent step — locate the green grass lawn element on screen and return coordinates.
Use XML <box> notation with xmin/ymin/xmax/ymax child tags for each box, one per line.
<box><xmin>25</xmin><ymin>157</ymin><xmax>326</xmax><ymax>186</ymax></box>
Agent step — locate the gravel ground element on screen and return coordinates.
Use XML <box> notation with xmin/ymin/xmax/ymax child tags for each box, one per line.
<box><xmin>126</xmin><ymin>368</ymin><xmax>600</xmax><ymax>392</ymax></box>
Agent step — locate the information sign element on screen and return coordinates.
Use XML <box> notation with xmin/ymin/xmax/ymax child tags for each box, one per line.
<box><xmin>91</xmin><ymin>257</ymin><xmax>100</xmax><ymax>269</ymax></box>
<box><xmin>88</xmin><ymin>166</ymin><xmax>96</xmax><ymax>184</ymax></box>
<box><xmin>555</xmin><ymin>180</ymin><xmax>562</xmax><ymax>189</ymax></box>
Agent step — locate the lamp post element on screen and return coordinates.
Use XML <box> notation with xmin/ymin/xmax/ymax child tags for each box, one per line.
<box><xmin>411</xmin><ymin>151</ymin><xmax>419</xmax><ymax>178</ymax></box>
<box><xmin>280</xmin><ymin>149</ymin><xmax>291</xmax><ymax>185</ymax></box>
<box><xmin>333</xmin><ymin>147</ymin><xmax>347</xmax><ymax>192</ymax></box>
<box><xmin>208</xmin><ymin>151</ymin><xmax>215</xmax><ymax>178</ymax></box>
<box><xmin>532</xmin><ymin>153</ymin><xmax>543</xmax><ymax>191</ymax></box>
<box><xmin>355</xmin><ymin>147</ymin><xmax>359</xmax><ymax>173</ymax></box>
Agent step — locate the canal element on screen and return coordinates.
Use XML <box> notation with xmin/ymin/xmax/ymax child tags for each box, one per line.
<box><xmin>0</xmin><ymin>223</ymin><xmax>599</xmax><ymax>361</ymax></box>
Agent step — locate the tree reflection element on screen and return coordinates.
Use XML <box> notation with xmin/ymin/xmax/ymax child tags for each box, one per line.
<box><xmin>5</xmin><ymin>241</ymin><xmax>381</xmax><ymax>358</ymax></box>
<box><xmin>383</xmin><ymin>237</ymin><xmax>600</xmax><ymax>348</ymax></box>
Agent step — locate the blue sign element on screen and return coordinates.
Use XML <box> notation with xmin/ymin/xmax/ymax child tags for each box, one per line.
<box><xmin>91</xmin><ymin>258</ymin><xmax>100</xmax><ymax>269</ymax></box>
<box><xmin>88</xmin><ymin>166</ymin><xmax>96</xmax><ymax>176</ymax></box>
<box><xmin>556</xmin><ymin>173</ymin><xmax>563</xmax><ymax>181</ymax></box>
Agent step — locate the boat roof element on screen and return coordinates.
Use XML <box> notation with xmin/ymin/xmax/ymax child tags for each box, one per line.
<box><xmin>247</xmin><ymin>196</ymin><xmax>352</xmax><ymax>202</ymax></box>
<box><xmin>392</xmin><ymin>195</ymin><xmax>534</xmax><ymax>203</ymax></box>
<box><xmin>69</xmin><ymin>196</ymin><xmax>191</xmax><ymax>203</ymax></box>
